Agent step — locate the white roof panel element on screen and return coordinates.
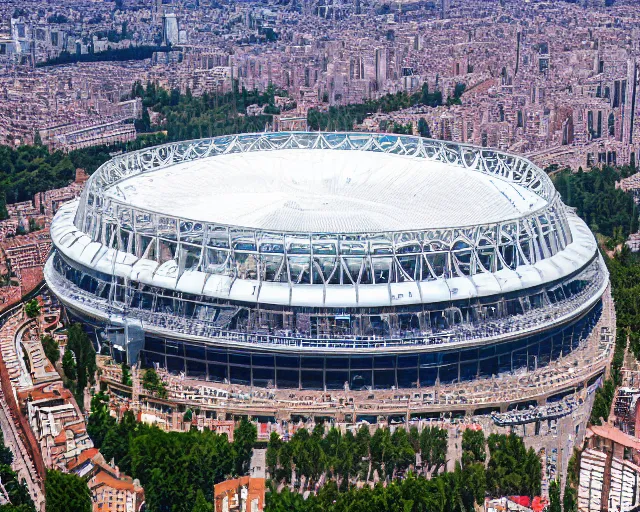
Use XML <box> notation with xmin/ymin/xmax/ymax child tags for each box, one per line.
<box><xmin>104</xmin><ymin>149</ymin><xmax>547</xmax><ymax>233</ymax></box>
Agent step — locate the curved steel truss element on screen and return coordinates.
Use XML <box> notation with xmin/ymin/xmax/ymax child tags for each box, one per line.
<box><xmin>74</xmin><ymin>132</ymin><xmax>572</xmax><ymax>286</ymax></box>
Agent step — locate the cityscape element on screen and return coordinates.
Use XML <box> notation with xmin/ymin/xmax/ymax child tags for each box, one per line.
<box><xmin>0</xmin><ymin>0</ymin><xmax>639</xmax><ymax>511</ymax></box>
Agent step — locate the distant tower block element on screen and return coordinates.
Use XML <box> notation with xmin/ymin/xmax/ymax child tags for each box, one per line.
<box><xmin>162</xmin><ymin>13</ymin><xmax>179</xmax><ymax>46</ymax></box>
<box><xmin>440</xmin><ymin>0</ymin><xmax>450</xmax><ymax>19</ymax></box>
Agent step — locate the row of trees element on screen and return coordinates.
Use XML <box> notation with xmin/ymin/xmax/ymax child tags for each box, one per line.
<box><xmin>132</xmin><ymin>81</ymin><xmax>287</xmax><ymax>142</ymax></box>
<box><xmin>306</xmin><ymin>82</ymin><xmax>461</xmax><ymax>132</ymax></box>
<box><xmin>37</xmin><ymin>45</ymin><xmax>169</xmax><ymax>68</ymax></box>
<box><xmin>0</xmin><ymin>141</ymin><xmax>138</xmax><ymax>220</ymax></box>
<box><xmin>0</xmin><ymin>429</ymin><xmax>36</xmax><ymax>512</ymax></box>
<box><xmin>87</xmin><ymin>392</ymin><xmax>257</xmax><ymax>512</ymax></box>
<box><xmin>552</xmin><ymin>166</ymin><xmax>638</xmax><ymax>240</ymax></box>
<box><xmin>61</xmin><ymin>324</ymin><xmax>97</xmax><ymax>409</ymax></box>
<box><xmin>552</xmin><ymin>167</ymin><xmax>637</xmax><ymax>426</ymax></box>
<box><xmin>266</xmin><ymin>424</ymin><xmax>540</xmax><ymax>508</ymax></box>
<box><xmin>267</xmin><ymin>424</ymin><xmax>447</xmax><ymax>487</ymax></box>
<box><xmin>0</xmin><ymin>79</ymin><xmax>454</xmax><ymax>218</ymax></box>
<box><xmin>553</xmin><ymin>165</ymin><xmax>640</xmax><ymax>509</ymax></box>
<box><xmin>265</xmin><ymin>429</ymin><xmax>540</xmax><ymax>512</ymax></box>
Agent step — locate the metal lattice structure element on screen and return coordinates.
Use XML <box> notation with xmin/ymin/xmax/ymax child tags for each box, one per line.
<box><xmin>45</xmin><ymin>132</ymin><xmax>609</xmax><ymax>390</ymax></box>
<box><xmin>73</xmin><ymin>132</ymin><xmax>572</xmax><ymax>290</ymax></box>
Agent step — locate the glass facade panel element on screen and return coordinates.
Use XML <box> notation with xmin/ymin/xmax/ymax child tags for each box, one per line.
<box><xmin>374</xmin><ymin>370</ymin><xmax>396</xmax><ymax>389</ymax></box>
<box><xmin>230</xmin><ymin>365</ymin><xmax>251</xmax><ymax>385</ymax></box>
<box><xmin>277</xmin><ymin>369</ymin><xmax>299</xmax><ymax>388</ymax></box>
<box><xmin>301</xmin><ymin>371</ymin><xmax>323</xmax><ymax>390</ymax></box>
<box><xmin>253</xmin><ymin>367</ymin><xmax>275</xmax><ymax>387</ymax></box>
<box><xmin>166</xmin><ymin>356</ymin><xmax>185</xmax><ymax>374</ymax></box>
<box><xmin>186</xmin><ymin>360</ymin><xmax>207</xmax><ymax>379</ymax></box>
<box><xmin>208</xmin><ymin>363</ymin><xmax>228</xmax><ymax>382</ymax></box>
<box><xmin>326</xmin><ymin>371</ymin><xmax>349</xmax><ymax>390</ymax></box>
<box><xmin>350</xmin><ymin>370</ymin><xmax>372</xmax><ymax>390</ymax></box>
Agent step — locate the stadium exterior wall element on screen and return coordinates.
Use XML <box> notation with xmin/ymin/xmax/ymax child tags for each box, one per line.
<box><xmin>45</xmin><ymin>132</ymin><xmax>609</xmax><ymax>391</ymax></box>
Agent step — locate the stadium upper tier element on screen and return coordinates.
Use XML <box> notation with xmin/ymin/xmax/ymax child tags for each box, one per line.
<box><xmin>45</xmin><ymin>132</ymin><xmax>609</xmax><ymax>388</ymax></box>
<box><xmin>49</xmin><ymin>131</ymin><xmax>598</xmax><ymax>310</ymax></box>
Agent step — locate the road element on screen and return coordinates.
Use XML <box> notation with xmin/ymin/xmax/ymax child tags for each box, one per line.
<box><xmin>0</xmin><ymin>391</ymin><xmax>44</xmax><ymax>511</ymax></box>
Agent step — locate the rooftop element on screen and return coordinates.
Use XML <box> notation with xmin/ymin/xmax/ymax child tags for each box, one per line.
<box><xmin>105</xmin><ymin>148</ymin><xmax>547</xmax><ymax>233</ymax></box>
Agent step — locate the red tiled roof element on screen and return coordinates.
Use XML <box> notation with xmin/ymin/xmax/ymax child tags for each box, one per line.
<box><xmin>589</xmin><ymin>425</ymin><xmax>640</xmax><ymax>450</ymax></box>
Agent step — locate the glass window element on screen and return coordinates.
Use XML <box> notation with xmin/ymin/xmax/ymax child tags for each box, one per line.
<box><xmin>374</xmin><ymin>355</ymin><xmax>396</xmax><ymax>369</ymax></box>
<box><xmin>397</xmin><ymin>368</ymin><xmax>418</xmax><ymax>388</ymax></box>
<box><xmin>460</xmin><ymin>361</ymin><xmax>478</xmax><ymax>382</ymax></box>
<box><xmin>252</xmin><ymin>354</ymin><xmax>275</xmax><ymax>368</ymax></box>
<box><xmin>158</xmin><ymin>240</ymin><xmax>178</xmax><ymax>264</ymax></box>
<box><xmin>208</xmin><ymin>363</ymin><xmax>228</xmax><ymax>382</ymax></box>
<box><xmin>253</xmin><ymin>367</ymin><xmax>275</xmax><ymax>387</ymax></box>
<box><xmin>165</xmin><ymin>341</ymin><xmax>183</xmax><ymax>356</ymax></box>
<box><xmin>373</xmin><ymin>370</ymin><xmax>396</xmax><ymax>389</ymax></box>
<box><xmin>184</xmin><ymin>344</ymin><xmax>206</xmax><ymax>360</ymax></box>
<box><xmin>276</xmin><ymin>369</ymin><xmax>299</xmax><ymax>388</ymax></box>
<box><xmin>301</xmin><ymin>357</ymin><xmax>324</xmax><ymax>370</ymax></box>
<box><xmin>179</xmin><ymin>244</ymin><xmax>202</xmax><ymax>272</ymax></box>
<box><xmin>372</xmin><ymin>257</ymin><xmax>392</xmax><ymax>283</ymax></box>
<box><xmin>207</xmin><ymin>349</ymin><xmax>227</xmax><ymax>363</ymax></box>
<box><xmin>419</xmin><ymin>366</ymin><xmax>437</xmax><ymax>387</ymax></box>
<box><xmin>158</xmin><ymin>217</ymin><xmax>178</xmax><ymax>240</ymax></box>
<box><xmin>230</xmin><ymin>365</ymin><xmax>251</xmax><ymax>385</ymax></box>
<box><xmin>229</xmin><ymin>353</ymin><xmax>250</xmax><ymax>366</ymax></box>
<box><xmin>301</xmin><ymin>371</ymin><xmax>323</xmax><ymax>390</ymax></box>
<box><xmin>276</xmin><ymin>355</ymin><xmax>299</xmax><ymax>369</ymax></box>
<box><xmin>479</xmin><ymin>356</ymin><xmax>498</xmax><ymax>378</ymax></box>
<box><xmin>397</xmin><ymin>355</ymin><xmax>418</xmax><ymax>369</ymax></box>
<box><xmin>166</xmin><ymin>356</ymin><xmax>185</xmax><ymax>375</ymax></box>
<box><xmin>325</xmin><ymin>357</ymin><xmax>349</xmax><ymax>370</ymax></box>
<box><xmin>180</xmin><ymin>221</ymin><xmax>204</xmax><ymax>244</ymax></box>
<box><xmin>350</xmin><ymin>370</ymin><xmax>372</xmax><ymax>390</ymax></box>
<box><xmin>326</xmin><ymin>371</ymin><xmax>349</xmax><ymax>390</ymax></box>
<box><xmin>438</xmin><ymin>364</ymin><xmax>458</xmax><ymax>384</ymax></box>
<box><xmin>187</xmin><ymin>360</ymin><xmax>207</xmax><ymax>379</ymax></box>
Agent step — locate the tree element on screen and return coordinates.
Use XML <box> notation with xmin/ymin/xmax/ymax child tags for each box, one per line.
<box><xmin>420</xmin><ymin>426</ymin><xmax>448</xmax><ymax>475</ymax></box>
<box><xmin>45</xmin><ymin>470</ymin><xmax>91</xmax><ymax>512</ymax></box>
<box><xmin>486</xmin><ymin>433</ymin><xmax>541</xmax><ymax>498</ymax></box>
<box><xmin>24</xmin><ymin>299</ymin><xmax>40</xmax><ymax>319</ymax></box>
<box><xmin>62</xmin><ymin>350</ymin><xmax>77</xmax><ymax>381</ymax></box>
<box><xmin>549</xmin><ymin>479</ymin><xmax>561</xmax><ymax>512</ymax></box>
<box><xmin>191</xmin><ymin>489</ymin><xmax>213</xmax><ymax>512</ymax></box>
<box><xmin>62</xmin><ymin>324</ymin><xmax>96</xmax><ymax>405</ymax></box>
<box><xmin>121</xmin><ymin>363</ymin><xmax>132</xmax><ymax>386</ymax></box>
<box><xmin>0</xmin><ymin>184</ymin><xmax>8</xmax><ymax>221</ymax></box>
<box><xmin>417</xmin><ymin>118</ymin><xmax>431</xmax><ymax>138</ymax></box>
<box><xmin>41</xmin><ymin>335</ymin><xmax>60</xmax><ymax>365</ymax></box>
<box><xmin>87</xmin><ymin>391</ymin><xmax>116</xmax><ymax>448</ymax></box>
<box><xmin>136</xmin><ymin>107</ymin><xmax>152</xmax><ymax>133</ymax></box>
<box><xmin>266</xmin><ymin>432</ymin><xmax>282</xmax><ymax>478</ymax></box>
<box><xmin>461</xmin><ymin>429</ymin><xmax>485</xmax><ymax>467</ymax></box>
<box><xmin>33</xmin><ymin>130</ymin><xmax>42</xmax><ymax>146</ymax></box>
<box><xmin>370</xmin><ymin>428</ymin><xmax>393</xmax><ymax>480</ymax></box>
<box><xmin>142</xmin><ymin>368</ymin><xmax>167</xmax><ymax>398</ymax></box>
<box><xmin>390</xmin><ymin>428</ymin><xmax>415</xmax><ymax>477</ymax></box>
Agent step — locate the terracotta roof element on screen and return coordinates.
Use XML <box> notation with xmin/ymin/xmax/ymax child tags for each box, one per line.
<box><xmin>91</xmin><ymin>470</ymin><xmax>136</xmax><ymax>492</ymax></box>
<box><xmin>67</xmin><ymin>448</ymin><xmax>99</xmax><ymax>470</ymax></box>
<box><xmin>589</xmin><ymin>425</ymin><xmax>640</xmax><ymax>450</ymax></box>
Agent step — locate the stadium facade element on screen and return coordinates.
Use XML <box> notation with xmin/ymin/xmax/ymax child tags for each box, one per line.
<box><xmin>45</xmin><ymin>132</ymin><xmax>608</xmax><ymax>391</ymax></box>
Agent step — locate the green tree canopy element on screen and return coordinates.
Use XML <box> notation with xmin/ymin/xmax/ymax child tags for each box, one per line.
<box><xmin>45</xmin><ymin>470</ymin><xmax>91</xmax><ymax>512</ymax></box>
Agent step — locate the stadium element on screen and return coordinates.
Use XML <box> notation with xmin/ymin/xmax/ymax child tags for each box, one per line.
<box><xmin>45</xmin><ymin>132</ymin><xmax>609</xmax><ymax>392</ymax></box>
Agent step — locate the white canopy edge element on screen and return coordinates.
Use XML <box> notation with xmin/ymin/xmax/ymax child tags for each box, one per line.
<box><xmin>51</xmin><ymin>200</ymin><xmax>598</xmax><ymax>308</ymax></box>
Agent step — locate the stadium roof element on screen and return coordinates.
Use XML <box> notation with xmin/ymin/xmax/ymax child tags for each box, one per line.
<box><xmin>105</xmin><ymin>149</ymin><xmax>547</xmax><ymax>232</ymax></box>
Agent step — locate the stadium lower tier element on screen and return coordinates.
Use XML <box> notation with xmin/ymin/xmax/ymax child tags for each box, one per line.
<box><xmin>68</xmin><ymin>300</ymin><xmax>602</xmax><ymax>390</ymax></box>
